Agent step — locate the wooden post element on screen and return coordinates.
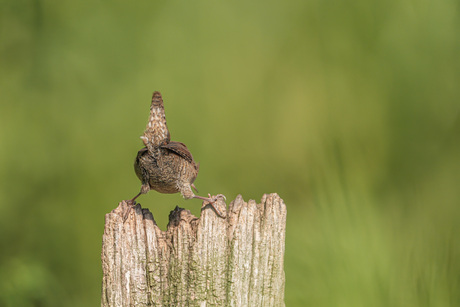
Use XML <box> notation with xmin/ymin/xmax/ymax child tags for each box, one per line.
<box><xmin>101</xmin><ymin>193</ymin><xmax>287</xmax><ymax>307</ymax></box>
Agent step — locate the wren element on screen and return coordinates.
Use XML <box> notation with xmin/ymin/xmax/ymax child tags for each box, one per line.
<box><xmin>127</xmin><ymin>91</ymin><xmax>225</xmax><ymax>219</ymax></box>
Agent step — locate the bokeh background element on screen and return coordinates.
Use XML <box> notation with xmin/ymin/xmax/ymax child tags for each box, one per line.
<box><xmin>1</xmin><ymin>0</ymin><xmax>460</xmax><ymax>306</ymax></box>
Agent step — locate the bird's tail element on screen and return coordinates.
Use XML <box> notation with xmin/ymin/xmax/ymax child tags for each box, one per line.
<box><xmin>141</xmin><ymin>91</ymin><xmax>171</xmax><ymax>151</ymax></box>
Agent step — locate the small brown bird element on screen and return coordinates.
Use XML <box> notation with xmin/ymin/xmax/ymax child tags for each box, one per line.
<box><xmin>127</xmin><ymin>91</ymin><xmax>225</xmax><ymax>217</ymax></box>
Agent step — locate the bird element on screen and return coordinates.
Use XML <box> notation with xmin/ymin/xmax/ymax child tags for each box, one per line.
<box><xmin>126</xmin><ymin>91</ymin><xmax>225</xmax><ymax>219</ymax></box>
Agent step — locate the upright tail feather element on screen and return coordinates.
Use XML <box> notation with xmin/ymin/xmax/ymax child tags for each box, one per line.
<box><xmin>141</xmin><ymin>91</ymin><xmax>171</xmax><ymax>152</ymax></box>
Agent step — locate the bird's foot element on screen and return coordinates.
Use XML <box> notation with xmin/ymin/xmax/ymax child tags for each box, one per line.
<box><xmin>123</xmin><ymin>197</ymin><xmax>139</xmax><ymax>222</ymax></box>
<box><xmin>209</xmin><ymin>193</ymin><xmax>226</xmax><ymax>202</ymax></box>
<box><xmin>193</xmin><ymin>194</ymin><xmax>227</xmax><ymax>218</ymax></box>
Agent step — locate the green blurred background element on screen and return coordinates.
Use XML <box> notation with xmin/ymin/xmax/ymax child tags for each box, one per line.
<box><xmin>1</xmin><ymin>0</ymin><xmax>459</xmax><ymax>306</ymax></box>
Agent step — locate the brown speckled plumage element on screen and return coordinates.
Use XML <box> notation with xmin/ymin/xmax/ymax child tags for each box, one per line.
<box><xmin>128</xmin><ymin>91</ymin><xmax>225</xmax><ymax>218</ymax></box>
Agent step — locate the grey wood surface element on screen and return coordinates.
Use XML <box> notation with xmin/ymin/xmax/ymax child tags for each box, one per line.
<box><xmin>101</xmin><ymin>193</ymin><xmax>286</xmax><ymax>307</ymax></box>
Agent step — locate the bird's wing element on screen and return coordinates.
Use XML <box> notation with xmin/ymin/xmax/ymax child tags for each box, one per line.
<box><xmin>134</xmin><ymin>147</ymin><xmax>149</xmax><ymax>180</ymax></box>
<box><xmin>142</xmin><ymin>91</ymin><xmax>171</xmax><ymax>151</ymax></box>
<box><xmin>161</xmin><ymin>141</ymin><xmax>194</xmax><ymax>163</ymax></box>
<box><xmin>137</xmin><ymin>147</ymin><xmax>148</xmax><ymax>156</ymax></box>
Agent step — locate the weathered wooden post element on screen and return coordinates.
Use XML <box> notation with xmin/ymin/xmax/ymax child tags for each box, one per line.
<box><xmin>101</xmin><ymin>193</ymin><xmax>287</xmax><ymax>307</ymax></box>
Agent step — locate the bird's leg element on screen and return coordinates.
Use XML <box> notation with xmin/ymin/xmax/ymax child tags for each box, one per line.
<box><xmin>124</xmin><ymin>184</ymin><xmax>150</xmax><ymax>222</ymax></box>
<box><xmin>128</xmin><ymin>192</ymin><xmax>142</xmax><ymax>204</ymax></box>
<box><xmin>193</xmin><ymin>194</ymin><xmax>227</xmax><ymax>218</ymax></box>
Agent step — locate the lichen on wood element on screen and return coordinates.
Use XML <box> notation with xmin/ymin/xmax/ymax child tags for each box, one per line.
<box><xmin>101</xmin><ymin>193</ymin><xmax>286</xmax><ymax>307</ymax></box>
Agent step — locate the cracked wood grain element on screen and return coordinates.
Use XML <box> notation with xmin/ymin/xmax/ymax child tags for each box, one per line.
<box><xmin>101</xmin><ymin>193</ymin><xmax>286</xmax><ymax>307</ymax></box>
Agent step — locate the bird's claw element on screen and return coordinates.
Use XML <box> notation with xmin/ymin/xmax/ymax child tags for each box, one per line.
<box><xmin>207</xmin><ymin>193</ymin><xmax>226</xmax><ymax>203</ymax></box>
<box><xmin>123</xmin><ymin>199</ymin><xmax>137</xmax><ymax>222</ymax></box>
<box><xmin>205</xmin><ymin>194</ymin><xmax>227</xmax><ymax>218</ymax></box>
<box><xmin>216</xmin><ymin>194</ymin><xmax>226</xmax><ymax>201</ymax></box>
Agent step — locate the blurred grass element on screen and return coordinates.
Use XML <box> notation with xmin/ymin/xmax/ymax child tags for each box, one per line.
<box><xmin>1</xmin><ymin>0</ymin><xmax>459</xmax><ymax>306</ymax></box>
